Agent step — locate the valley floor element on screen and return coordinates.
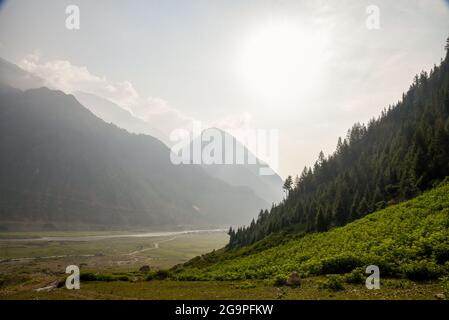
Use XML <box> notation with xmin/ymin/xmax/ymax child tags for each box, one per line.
<box><xmin>0</xmin><ymin>279</ymin><xmax>444</xmax><ymax>300</ymax></box>
<box><xmin>0</xmin><ymin>230</ymin><xmax>446</xmax><ymax>300</ymax></box>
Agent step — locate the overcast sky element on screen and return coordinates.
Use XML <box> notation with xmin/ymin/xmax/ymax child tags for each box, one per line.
<box><xmin>1</xmin><ymin>0</ymin><xmax>449</xmax><ymax>178</ymax></box>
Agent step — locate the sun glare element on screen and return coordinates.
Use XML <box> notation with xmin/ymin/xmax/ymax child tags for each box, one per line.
<box><xmin>237</xmin><ymin>21</ymin><xmax>323</xmax><ymax>102</ymax></box>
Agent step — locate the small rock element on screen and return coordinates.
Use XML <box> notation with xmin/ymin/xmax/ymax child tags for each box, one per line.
<box><xmin>286</xmin><ymin>271</ymin><xmax>301</xmax><ymax>287</ymax></box>
<box><xmin>139</xmin><ymin>265</ymin><xmax>150</xmax><ymax>272</ymax></box>
<box><xmin>435</xmin><ymin>293</ymin><xmax>445</xmax><ymax>300</ymax></box>
<box><xmin>54</xmin><ymin>279</ymin><xmax>65</xmax><ymax>288</ymax></box>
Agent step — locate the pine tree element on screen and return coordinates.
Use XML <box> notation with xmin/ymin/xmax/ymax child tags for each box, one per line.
<box><xmin>282</xmin><ymin>175</ymin><xmax>293</xmax><ymax>198</ymax></box>
<box><xmin>333</xmin><ymin>191</ymin><xmax>347</xmax><ymax>226</ymax></box>
<box><xmin>316</xmin><ymin>209</ymin><xmax>328</xmax><ymax>232</ymax></box>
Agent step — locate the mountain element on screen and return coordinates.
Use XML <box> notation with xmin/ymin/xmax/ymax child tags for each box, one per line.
<box><xmin>189</xmin><ymin>128</ymin><xmax>284</xmax><ymax>205</ymax></box>
<box><xmin>0</xmin><ymin>58</ymin><xmax>283</xmax><ymax>206</ymax></box>
<box><xmin>0</xmin><ymin>85</ymin><xmax>269</xmax><ymax>230</ymax></box>
<box><xmin>0</xmin><ymin>57</ymin><xmax>44</xmax><ymax>90</ymax></box>
<box><xmin>70</xmin><ymin>95</ymin><xmax>284</xmax><ymax>204</ymax></box>
<box><xmin>73</xmin><ymin>91</ymin><xmax>168</xmax><ymax>145</ymax></box>
<box><xmin>173</xmin><ymin>179</ymin><xmax>449</xmax><ymax>282</ymax></box>
<box><xmin>227</xmin><ymin>43</ymin><xmax>449</xmax><ymax>248</ymax></box>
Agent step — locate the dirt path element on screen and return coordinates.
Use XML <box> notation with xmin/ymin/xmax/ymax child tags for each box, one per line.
<box><xmin>125</xmin><ymin>236</ymin><xmax>178</xmax><ymax>256</ymax></box>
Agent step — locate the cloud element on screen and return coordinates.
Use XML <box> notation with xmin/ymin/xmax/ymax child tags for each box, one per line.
<box><xmin>17</xmin><ymin>53</ymin><xmax>260</xmax><ymax>154</ymax></box>
<box><xmin>18</xmin><ymin>54</ymin><xmax>196</xmax><ymax>140</ymax></box>
<box><xmin>18</xmin><ymin>54</ymin><xmax>257</xmax><ymax>143</ymax></box>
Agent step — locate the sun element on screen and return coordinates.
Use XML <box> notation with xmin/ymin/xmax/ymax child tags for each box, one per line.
<box><xmin>237</xmin><ymin>21</ymin><xmax>322</xmax><ymax>102</ymax></box>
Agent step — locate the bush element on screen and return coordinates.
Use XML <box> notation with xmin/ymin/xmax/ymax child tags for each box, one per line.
<box><xmin>117</xmin><ymin>275</ymin><xmax>130</xmax><ymax>282</ymax></box>
<box><xmin>272</xmin><ymin>274</ymin><xmax>287</xmax><ymax>287</ymax></box>
<box><xmin>319</xmin><ymin>255</ymin><xmax>363</xmax><ymax>274</ymax></box>
<box><xmin>154</xmin><ymin>269</ymin><xmax>170</xmax><ymax>280</ymax></box>
<box><xmin>318</xmin><ymin>275</ymin><xmax>345</xmax><ymax>291</ymax></box>
<box><xmin>80</xmin><ymin>272</ymin><xmax>97</xmax><ymax>281</ymax></box>
<box><xmin>402</xmin><ymin>261</ymin><xmax>442</xmax><ymax>281</ymax></box>
<box><xmin>434</xmin><ymin>244</ymin><xmax>449</xmax><ymax>264</ymax></box>
<box><xmin>344</xmin><ymin>268</ymin><xmax>365</xmax><ymax>284</ymax></box>
<box><xmin>80</xmin><ymin>272</ymin><xmax>129</xmax><ymax>282</ymax></box>
<box><xmin>95</xmin><ymin>274</ymin><xmax>114</xmax><ymax>282</ymax></box>
<box><xmin>145</xmin><ymin>272</ymin><xmax>156</xmax><ymax>281</ymax></box>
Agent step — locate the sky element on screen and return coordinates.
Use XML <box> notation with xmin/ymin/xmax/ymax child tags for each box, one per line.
<box><xmin>1</xmin><ymin>0</ymin><xmax>449</xmax><ymax>178</ymax></box>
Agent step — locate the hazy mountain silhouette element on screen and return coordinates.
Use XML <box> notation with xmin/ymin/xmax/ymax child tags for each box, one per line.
<box><xmin>189</xmin><ymin>128</ymin><xmax>284</xmax><ymax>205</ymax></box>
<box><xmin>0</xmin><ymin>57</ymin><xmax>44</xmax><ymax>90</ymax></box>
<box><xmin>0</xmin><ymin>58</ymin><xmax>283</xmax><ymax>208</ymax></box>
<box><xmin>74</xmin><ymin>91</ymin><xmax>168</xmax><ymax>144</ymax></box>
<box><xmin>0</xmin><ymin>85</ymin><xmax>269</xmax><ymax>230</ymax></box>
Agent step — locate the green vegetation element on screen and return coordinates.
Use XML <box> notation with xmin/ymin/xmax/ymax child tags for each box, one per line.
<box><xmin>80</xmin><ymin>272</ymin><xmax>133</xmax><ymax>282</ymax></box>
<box><xmin>172</xmin><ymin>180</ymin><xmax>449</xmax><ymax>283</ymax></box>
<box><xmin>318</xmin><ymin>275</ymin><xmax>345</xmax><ymax>292</ymax></box>
<box><xmin>229</xmin><ymin>42</ymin><xmax>449</xmax><ymax>248</ymax></box>
<box><xmin>0</xmin><ymin>279</ymin><xmax>444</xmax><ymax>300</ymax></box>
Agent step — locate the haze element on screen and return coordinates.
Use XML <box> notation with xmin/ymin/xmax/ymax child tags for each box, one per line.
<box><xmin>1</xmin><ymin>0</ymin><xmax>448</xmax><ymax>177</ymax></box>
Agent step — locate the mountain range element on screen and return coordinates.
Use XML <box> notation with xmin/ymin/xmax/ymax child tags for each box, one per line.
<box><xmin>0</xmin><ymin>85</ymin><xmax>272</xmax><ymax>230</ymax></box>
<box><xmin>0</xmin><ymin>57</ymin><xmax>288</xmax><ymax>230</ymax></box>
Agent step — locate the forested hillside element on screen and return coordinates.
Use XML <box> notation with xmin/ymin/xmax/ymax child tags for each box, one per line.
<box><xmin>228</xmin><ymin>39</ymin><xmax>449</xmax><ymax>248</ymax></box>
<box><xmin>173</xmin><ymin>179</ymin><xmax>449</xmax><ymax>282</ymax></box>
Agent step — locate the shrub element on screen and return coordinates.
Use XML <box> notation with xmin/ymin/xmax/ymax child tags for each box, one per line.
<box><xmin>145</xmin><ymin>272</ymin><xmax>156</xmax><ymax>281</ymax></box>
<box><xmin>319</xmin><ymin>255</ymin><xmax>363</xmax><ymax>274</ymax></box>
<box><xmin>272</xmin><ymin>274</ymin><xmax>287</xmax><ymax>287</ymax></box>
<box><xmin>80</xmin><ymin>272</ymin><xmax>129</xmax><ymax>282</ymax></box>
<box><xmin>117</xmin><ymin>275</ymin><xmax>130</xmax><ymax>282</ymax></box>
<box><xmin>171</xmin><ymin>273</ymin><xmax>200</xmax><ymax>281</ymax></box>
<box><xmin>80</xmin><ymin>272</ymin><xmax>97</xmax><ymax>281</ymax></box>
<box><xmin>318</xmin><ymin>275</ymin><xmax>345</xmax><ymax>291</ymax></box>
<box><xmin>95</xmin><ymin>274</ymin><xmax>114</xmax><ymax>282</ymax></box>
<box><xmin>154</xmin><ymin>269</ymin><xmax>170</xmax><ymax>280</ymax></box>
<box><xmin>402</xmin><ymin>261</ymin><xmax>442</xmax><ymax>281</ymax></box>
<box><xmin>434</xmin><ymin>244</ymin><xmax>449</xmax><ymax>264</ymax></box>
<box><xmin>344</xmin><ymin>268</ymin><xmax>365</xmax><ymax>284</ymax></box>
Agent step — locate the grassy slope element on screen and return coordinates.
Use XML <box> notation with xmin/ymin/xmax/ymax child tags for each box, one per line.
<box><xmin>173</xmin><ymin>180</ymin><xmax>449</xmax><ymax>282</ymax></box>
